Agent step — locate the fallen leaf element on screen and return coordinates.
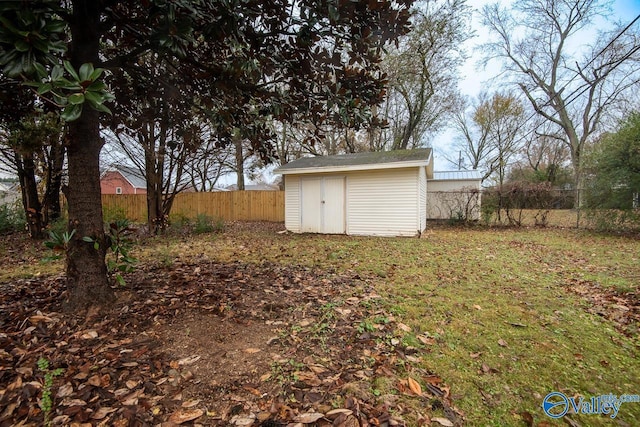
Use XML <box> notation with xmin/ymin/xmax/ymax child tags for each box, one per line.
<box><xmin>424</xmin><ymin>375</ymin><xmax>443</xmax><ymax>385</ymax></box>
<box><xmin>408</xmin><ymin>377</ymin><xmax>422</xmax><ymax>396</ymax></box>
<box><xmin>15</xmin><ymin>367</ymin><xmax>33</xmax><ymax>376</ymax></box>
<box><xmin>56</xmin><ymin>383</ymin><xmax>73</xmax><ymax>398</ymax></box>
<box><xmin>87</xmin><ymin>375</ymin><xmax>102</xmax><ymax>387</ymax></box>
<box><xmin>498</xmin><ymin>339</ymin><xmax>508</xmax><ymax>347</ymax></box>
<box><xmin>259</xmin><ymin>373</ymin><xmax>271</xmax><ymax>382</ymax></box>
<box><xmin>432</xmin><ymin>417</ymin><xmax>454</xmax><ymax>426</ymax></box>
<box><xmin>242</xmin><ymin>386</ymin><xmax>262</xmax><ymax>396</ymax></box>
<box><xmin>473</xmin><ymin>304</ymin><xmax>482</xmax><ymax>310</ymax></box>
<box><xmin>326</xmin><ymin>408</ymin><xmax>353</xmax><ymax>418</ymax></box>
<box><xmin>230</xmin><ymin>414</ymin><xmax>256</xmax><ymax>426</ymax></box>
<box><xmin>80</xmin><ymin>330</ymin><xmax>98</xmax><ymax>339</ymax></box>
<box><xmin>294</xmin><ymin>412</ymin><xmax>325</xmax><ymax>423</ymax></box>
<box><xmin>181</xmin><ymin>399</ymin><xmax>201</xmax><ymax>408</ymax></box>
<box><xmin>243</xmin><ymin>348</ymin><xmax>261</xmax><ymax>354</ymax></box>
<box><xmin>397</xmin><ymin>323</ymin><xmax>412</xmax><ymax>332</ymax></box>
<box><xmin>168</xmin><ymin>408</ymin><xmax>204</xmax><ymax>424</ymax></box>
<box><xmin>178</xmin><ymin>355</ymin><xmax>201</xmax><ymax>365</ymax></box>
<box><xmin>417</xmin><ymin>334</ymin><xmax>435</xmax><ymax>345</ymax></box>
<box><xmin>28</xmin><ymin>315</ymin><xmax>55</xmax><ymax>324</ymax></box>
<box><xmin>91</xmin><ymin>407</ymin><xmax>117</xmax><ymax>420</ymax></box>
<box><xmin>520</xmin><ymin>411</ymin><xmax>534</xmax><ymax>427</ymax></box>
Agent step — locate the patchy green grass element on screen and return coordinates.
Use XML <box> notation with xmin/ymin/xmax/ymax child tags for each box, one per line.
<box><xmin>138</xmin><ymin>225</ymin><xmax>640</xmax><ymax>426</ymax></box>
<box><xmin>3</xmin><ymin>223</ymin><xmax>639</xmax><ymax>425</ymax></box>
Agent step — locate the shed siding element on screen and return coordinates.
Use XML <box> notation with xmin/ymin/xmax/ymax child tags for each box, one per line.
<box><xmin>284</xmin><ymin>175</ymin><xmax>301</xmax><ymax>232</ymax></box>
<box><xmin>346</xmin><ymin>168</ymin><xmax>419</xmax><ymax>237</ymax></box>
<box><xmin>418</xmin><ymin>166</ymin><xmax>427</xmax><ymax>231</ymax></box>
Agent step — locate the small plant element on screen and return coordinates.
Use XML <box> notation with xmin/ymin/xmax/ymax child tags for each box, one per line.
<box><xmin>82</xmin><ymin>219</ymin><xmax>137</xmax><ymax>286</ymax></box>
<box><xmin>357</xmin><ymin>319</ymin><xmax>376</xmax><ymax>334</ymax></box>
<box><xmin>37</xmin><ymin>357</ymin><xmax>64</xmax><ymax>426</ymax></box>
<box><xmin>168</xmin><ymin>213</ymin><xmax>191</xmax><ymax>233</ymax></box>
<box><xmin>103</xmin><ymin>205</ymin><xmax>128</xmax><ymax>223</ymax></box>
<box><xmin>43</xmin><ymin>229</ymin><xmax>76</xmax><ymax>261</ymax></box>
<box><xmin>193</xmin><ymin>213</ymin><xmax>214</xmax><ymax>234</ymax></box>
<box><xmin>193</xmin><ymin>213</ymin><xmax>225</xmax><ymax>234</ymax></box>
<box><xmin>46</xmin><ymin>217</ymin><xmax>68</xmax><ymax>236</ymax></box>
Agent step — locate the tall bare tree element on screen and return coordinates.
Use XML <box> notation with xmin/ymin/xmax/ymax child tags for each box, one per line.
<box><xmin>454</xmin><ymin>92</ymin><xmax>524</xmax><ymax>184</ymax></box>
<box><xmin>481</xmin><ymin>0</ymin><xmax>640</xmax><ymax>202</ymax></box>
<box><xmin>373</xmin><ymin>0</ymin><xmax>471</xmax><ymax>151</ymax></box>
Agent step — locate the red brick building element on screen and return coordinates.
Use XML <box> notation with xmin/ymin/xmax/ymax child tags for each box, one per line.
<box><xmin>100</xmin><ymin>165</ymin><xmax>147</xmax><ymax>195</ymax></box>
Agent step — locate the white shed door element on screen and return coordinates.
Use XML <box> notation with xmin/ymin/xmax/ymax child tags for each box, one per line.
<box><xmin>300</xmin><ymin>176</ymin><xmax>345</xmax><ymax>234</ymax></box>
<box><xmin>301</xmin><ymin>178</ymin><xmax>322</xmax><ymax>232</ymax></box>
<box><xmin>322</xmin><ymin>176</ymin><xmax>345</xmax><ymax>234</ymax></box>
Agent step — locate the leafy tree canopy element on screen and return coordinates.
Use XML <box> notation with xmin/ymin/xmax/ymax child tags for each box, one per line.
<box><xmin>0</xmin><ymin>0</ymin><xmax>413</xmax><ymax>308</ymax></box>
<box><xmin>586</xmin><ymin>112</ymin><xmax>640</xmax><ymax>209</ymax></box>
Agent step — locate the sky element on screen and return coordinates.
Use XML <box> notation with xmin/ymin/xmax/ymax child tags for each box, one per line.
<box><xmin>431</xmin><ymin>0</ymin><xmax>640</xmax><ymax>170</ymax></box>
<box><xmin>456</xmin><ymin>0</ymin><xmax>640</xmax><ymax>97</ymax></box>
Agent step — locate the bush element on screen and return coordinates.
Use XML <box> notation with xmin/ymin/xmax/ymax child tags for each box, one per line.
<box><xmin>103</xmin><ymin>205</ymin><xmax>128</xmax><ymax>223</ymax></box>
<box><xmin>483</xmin><ymin>182</ymin><xmax>557</xmax><ymax>226</ymax></box>
<box><xmin>193</xmin><ymin>214</ymin><xmax>224</xmax><ymax>234</ymax></box>
<box><xmin>0</xmin><ymin>203</ymin><xmax>26</xmax><ymax>234</ymax></box>
<box><xmin>585</xmin><ymin>209</ymin><xmax>640</xmax><ymax>233</ymax></box>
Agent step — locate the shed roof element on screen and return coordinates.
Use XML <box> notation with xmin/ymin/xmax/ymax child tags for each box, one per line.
<box><xmin>432</xmin><ymin>170</ymin><xmax>482</xmax><ymax>181</ymax></box>
<box><xmin>275</xmin><ymin>148</ymin><xmax>432</xmax><ymax>175</ymax></box>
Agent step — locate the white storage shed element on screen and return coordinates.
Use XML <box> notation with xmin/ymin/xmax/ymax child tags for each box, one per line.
<box><xmin>274</xmin><ymin>149</ymin><xmax>433</xmax><ymax>237</ymax></box>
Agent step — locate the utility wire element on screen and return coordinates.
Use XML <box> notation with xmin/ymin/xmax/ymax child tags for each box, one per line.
<box><xmin>499</xmin><ymin>12</ymin><xmax>640</xmax><ymax>150</ymax></box>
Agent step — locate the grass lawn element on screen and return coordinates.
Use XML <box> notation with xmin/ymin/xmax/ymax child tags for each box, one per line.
<box><xmin>2</xmin><ymin>220</ymin><xmax>638</xmax><ymax>426</ymax></box>
<box><xmin>140</xmin><ymin>223</ymin><xmax>639</xmax><ymax>426</ymax></box>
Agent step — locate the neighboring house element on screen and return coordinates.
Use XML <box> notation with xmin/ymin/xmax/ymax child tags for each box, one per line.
<box><xmin>0</xmin><ymin>182</ymin><xmax>20</xmax><ymax>206</ymax></box>
<box><xmin>225</xmin><ymin>183</ymin><xmax>280</xmax><ymax>191</ymax></box>
<box><xmin>274</xmin><ymin>149</ymin><xmax>482</xmax><ymax>237</ymax></box>
<box><xmin>100</xmin><ymin>165</ymin><xmax>147</xmax><ymax>195</ymax></box>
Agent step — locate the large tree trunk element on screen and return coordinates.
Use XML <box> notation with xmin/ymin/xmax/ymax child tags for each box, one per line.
<box><xmin>66</xmin><ymin>112</ymin><xmax>113</xmax><ymax>307</ymax></box>
<box><xmin>65</xmin><ymin>0</ymin><xmax>113</xmax><ymax>309</ymax></box>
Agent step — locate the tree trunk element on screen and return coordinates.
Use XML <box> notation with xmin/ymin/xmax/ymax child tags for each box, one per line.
<box><xmin>65</xmin><ymin>0</ymin><xmax>113</xmax><ymax>309</ymax></box>
<box><xmin>65</xmin><ymin>111</ymin><xmax>113</xmax><ymax>307</ymax></box>
<box><xmin>43</xmin><ymin>139</ymin><xmax>65</xmax><ymax>224</ymax></box>
<box><xmin>234</xmin><ymin>132</ymin><xmax>245</xmax><ymax>190</ymax></box>
<box><xmin>15</xmin><ymin>152</ymin><xmax>44</xmax><ymax>239</ymax></box>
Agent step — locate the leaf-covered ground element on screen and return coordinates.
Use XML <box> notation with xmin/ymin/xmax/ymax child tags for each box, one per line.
<box><xmin>0</xmin><ymin>226</ymin><xmax>459</xmax><ymax>426</ymax></box>
<box><xmin>0</xmin><ymin>221</ymin><xmax>639</xmax><ymax>426</ymax></box>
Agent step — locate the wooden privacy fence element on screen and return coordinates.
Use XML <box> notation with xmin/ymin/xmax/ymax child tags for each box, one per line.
<box><xmin>102</xmin><ymin>191</ymin><xmax>285</xmax><ymax>223</ymax></box>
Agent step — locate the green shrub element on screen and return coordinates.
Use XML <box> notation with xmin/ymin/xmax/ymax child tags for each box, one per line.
<box><xmin>0</xmin><ymin>203</ymin><xmax>26</xmax><ymax>234</ymax></box>
<box><xmin>168</xmin><ymin>212</ymin><xmax>191</xmax><ymax>233</ymax></box>
<box><xmin>103</xmin><ymin>205</ymin><xmax>128</xmax><ymax>223</ymax></box>
<box><xmin>193</xmin><ymin>213</ymin><xmax>224</xmax><ymax>234</ymax></box>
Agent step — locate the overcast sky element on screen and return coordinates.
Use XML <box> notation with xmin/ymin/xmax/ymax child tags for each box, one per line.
<box><xmin>431</xmin><ymin>0</ymin><xmax>640</xmax><ymax>170</ymax></box>
<box><xmin>457</xmin><ymin>0</ymin><xmax>640</xmax><ymax>96</ymax></box>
